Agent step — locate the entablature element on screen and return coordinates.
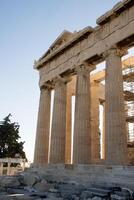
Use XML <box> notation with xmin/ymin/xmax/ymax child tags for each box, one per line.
<box><xmin>34</xmin><ymin>0</ymin><xmax>134</xmax><ymax>88</ymax></box>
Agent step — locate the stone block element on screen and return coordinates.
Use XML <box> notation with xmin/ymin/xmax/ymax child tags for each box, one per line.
<box><xmin>80</xmin><ymin>191</ymin><xmax>94</xmax><ymax>199</ymax></box>
<box><xmin>0</xmin><ymin>176</ymin><xmax>20</xmax><ymax>188</ymax></box>
<box><xmin>22</xmin><ymin>173</ymin><xmax>40</xmax><ymax>186</ymax></box>
<box><xmin>34</xmin><ymin>180</ymin><xmax>53</xmax><ymax>192</ymax></box>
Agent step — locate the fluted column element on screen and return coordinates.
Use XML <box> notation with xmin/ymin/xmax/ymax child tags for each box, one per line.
<box><xmin>101</xmin><ymin>102</ymin><xmax>105</xmax><ymax>159</ymax></box>
<box><xmin>49</xmin><ymin>77</ymin><xmax>67</xmax><ymax>163</ymax></box>
<box><xmin>73</xmin><ymin>65</ymin><xmax>95</xmax><ymax>164</ymax></box>
<box><xmin>65</xmin><ymin>87</ymin><xmax>72</xmax><ymax>164</ymax></box>
<box><xmin>90</xmin><ymin>81</ymin><xmax>100</xmax><ymax>161</ymax></box>
<box><xmin>34</xmin><ymin>85</ymin><xmax>51</xmax><ymax>165</ymax></box>
<box><xmin>105</xmin><ymin>47</ymin><xmax>128</xmax><ymax>165</ymax></box>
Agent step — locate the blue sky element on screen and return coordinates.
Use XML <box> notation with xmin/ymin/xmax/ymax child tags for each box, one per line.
<box><xmin>0</xmin><ymin>0</ymin><xmax>121</xmax><ymax>161</ymax></box>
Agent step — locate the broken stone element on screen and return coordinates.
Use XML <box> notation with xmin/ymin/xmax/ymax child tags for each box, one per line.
<box><xmin>111</xmin><ymin>194</ymin><xmax>127</xmax><ymax>200</ymax></box>
<box><xmin>80</xmin><ymin>191</ymin><xmax>94</xmax><ymax>200</ymax></box>
<box><xmin>34</xmin><ymin>179</ymin><xmax>53</xmax><ymax>192</ymax></box>
<box><xmin>0</xmin><ymin>194</ymin><xmax>39</xmax><ymax>200</ymax></box>
<box><xmin>92</xmin><ymin>197</ymin><xmax>103</xmax><ymax>200</ymax></box>
<box><xmin>29</xmin><ymin>192</ymin><xmax>47</xmax><ymax>198</ymax></box>
<box><xmin>49</xmin><ymin>188</ymin><xmax>58</xmax><ymax>193</ymax></box>
<box><xmin>0</xmin><ymin>186</ymin><xmax>6</xmax><ymax>192</ymax></box>
<box><xmin>44</xmin><ymin>198</ymin><xmax>63</xmax><ymax>200</ymax></box>
<box><xmin>46</xmin><ymin>191</ymin><xmax>61</xmax><ymax>199</ymax></box>
<box><xmin>24</xmin><ymin>186</ymin><xmax>37</xmax><ymax>193</ymax></box>
<box><xmin>0</xmin><ymin>176</ymin><xmax>20</xmax><ymax>188</ymax></box>
<box><xmin>6</xmin><ymin>188</ymin><xmax>27</xmax><ymax>194</ymax></box>
<box><xmin>22</xmin><ymin>173</ymin><xmax>40</xmax><ymax>186</ymax></box>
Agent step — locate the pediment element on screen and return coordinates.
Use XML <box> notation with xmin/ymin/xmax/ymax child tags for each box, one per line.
<box><xmin>41</xmin><ymin>30</ymin><xmax>73</xmax><ymax>59</ymax></box>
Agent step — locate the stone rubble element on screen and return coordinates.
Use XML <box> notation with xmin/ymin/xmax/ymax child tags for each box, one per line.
<box><xmin>0</xmin><ymin>169</ymin><xmax>133</xmax><ymax>200</ymax></box>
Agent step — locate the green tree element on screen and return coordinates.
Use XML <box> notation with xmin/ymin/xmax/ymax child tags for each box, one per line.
<box><xmin>0</xmin><ymin>114</ymin><xmax>26</xmax><ymax>159</ymax></box>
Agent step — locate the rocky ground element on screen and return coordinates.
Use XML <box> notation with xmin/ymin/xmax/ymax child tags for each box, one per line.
<box><xmin>0</xmin><ymin>168</ymin><xmax>133</xmax><ymax>200</ymax></box>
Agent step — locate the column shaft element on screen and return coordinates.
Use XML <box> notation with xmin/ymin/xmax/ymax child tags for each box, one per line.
<box><xmin>73</xmin><ymin>65</ymin><xmax>94</xmax><ymax>164</ymax></box>
<box><xmin>105</xmin><ymin>48</ymin><xmax>128</xmax><ymax>165</ymax></box>
<box><xmin>34</xmin><ymin>87</ymin><xmax>51</xmax><ymax>165</ymax></box>
<box><xmin>90</xmin><ymin>81</ymin><xmax>100</xmax><ymax>161</ymax></box>
<box><xmin>101</xmin><ymin>102</ymin><xmax>105</xmax><ymax>159</ymax></box>
<box><xmin>49</xmin><ymin>79</ymin><xmax>67</xmax><ymax>163</ymax></box>
<box><xmin>65</xmin><ymin>88</ymin><xmax>72</xmax><ymax>164</ymax></box>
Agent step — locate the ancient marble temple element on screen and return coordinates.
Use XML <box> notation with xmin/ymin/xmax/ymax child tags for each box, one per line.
<box><xmin>33</xmin><ymin>0</ymin><xmax>134</xmax><ymax>167</ymax></box>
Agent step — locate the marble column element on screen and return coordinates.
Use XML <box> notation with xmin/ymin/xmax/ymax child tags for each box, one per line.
<box><xmin>65</xmin><ymin>76</ymin><xmax>76</xmax><ymax>164</ymax></box>
<box><xmin>105</xmin><ymin>47</ymin><xmax>128</xmax><ymax>165</ymax></box>
<box><xmin>73</xmin><ymin>65</ymin><xmax>95</xmax><ymax>164</ymax></box>
<box><xmin>49</xmin><ymin>77</ymin><xmax>67</xmax><ymax>163</ymax></box>
<box><xmin>101</xmin><ymin>102</ymin><xmax>105</xmax><ymax>159</ymax></box>
<box><xmin>34</xmin><ymin>85</ymin><xmax>51</xmax><ymax>165</ymax></box>
<box><xmin>90</xmin><ymin>81</ymin><xmax>100</xmax><ymax>161</ymax></box>
<box><xmin>65</xmin><ymin>87</ymin><xmax>72</xmax><ymax>164</ymax></box>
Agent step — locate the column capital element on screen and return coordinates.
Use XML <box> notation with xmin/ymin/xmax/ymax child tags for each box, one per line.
<box><xmin>53</xmin><ymin>76</ymin><xmax>72</xmax><ymax>87</ymax></box>
<box><xmin>100</xmin><ymin>99</ymin><xmax>105</xmax><ymax>105</ymax></box>
<box><xmin>103</xmin><ymin>47</ymin><xmax>128</xmax><ymax>58</ymax></box>
<box><xmin>90</xmin><ymin>80</ymin><xmax>100</xmax><ymax>86</ymax></box>
<box><xmin>40</xmin><ymin>82</ymin><xmax>54</xmax><ymax>91</ymax></box>
<box><xmin>75</xmin><ymin>63</ymin><xmax>95</xmax><ymax>76</ymax></box>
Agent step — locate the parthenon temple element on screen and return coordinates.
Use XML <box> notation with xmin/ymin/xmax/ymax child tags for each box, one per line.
<box><xmin>33</xmin><ymin>0</ymin><xmax>134</xmax><ymax>168</ymax></box>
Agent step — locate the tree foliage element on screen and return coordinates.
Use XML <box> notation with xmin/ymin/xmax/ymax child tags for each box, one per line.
<box><xmin>0</xmin><ymin>114</ymin><xmax>26</xmax><ymax>159</ymax></box>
